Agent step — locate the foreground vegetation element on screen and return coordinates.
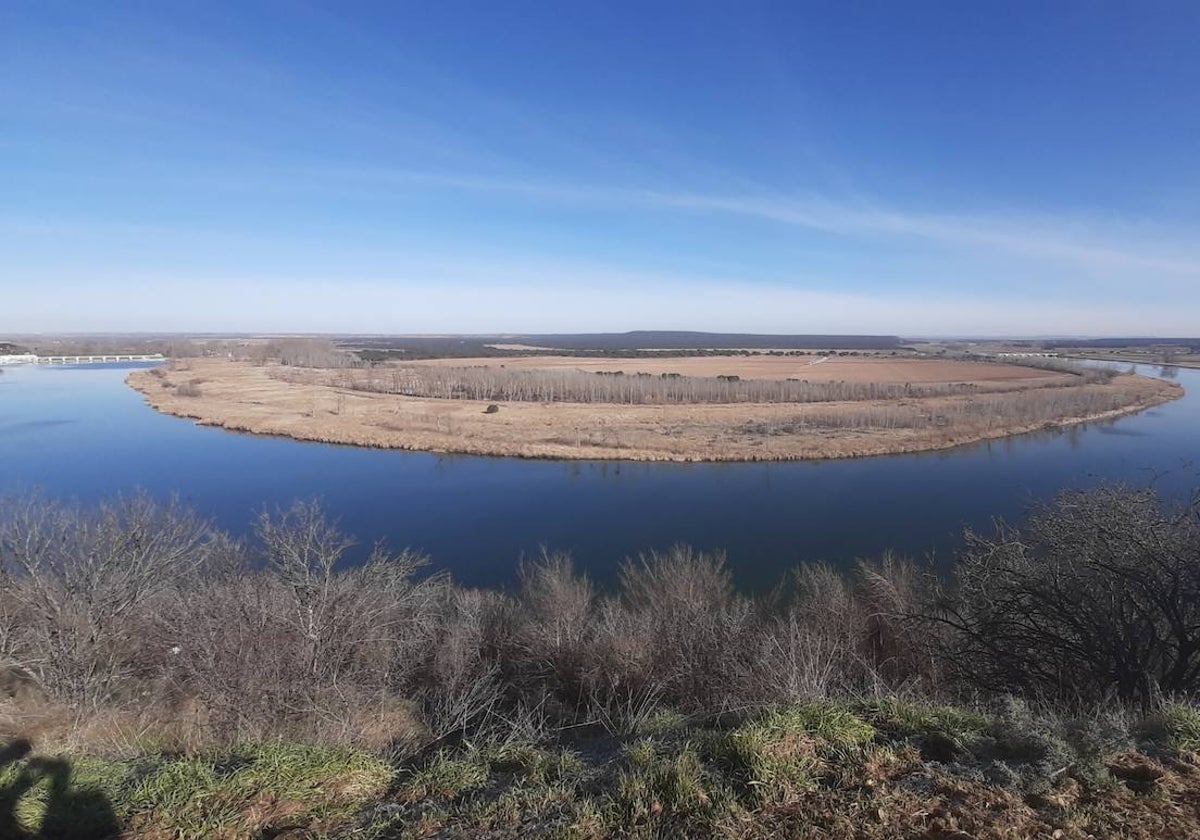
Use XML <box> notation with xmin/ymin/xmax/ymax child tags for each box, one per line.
<box><xmin>1</xmin><ymin>485</ymin><xmax>1199</xmax><ymax>837</ymax></box>
<box><xmin>8</xmin><ymin>699</ymin><xmax>1200</xmax><ymax>838</ymax></box>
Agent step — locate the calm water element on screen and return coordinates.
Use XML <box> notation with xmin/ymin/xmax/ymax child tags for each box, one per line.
<box><xmin>1</xmin><ymin>362</ymin><xmax>1196</xmax><ymax>589</ymax></box>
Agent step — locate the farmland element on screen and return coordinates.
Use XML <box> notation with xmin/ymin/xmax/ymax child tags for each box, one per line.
<box><xmin>408</xmin><ymin>353</ymin><xmax>1072</xmax><ymax>385</ymax></box>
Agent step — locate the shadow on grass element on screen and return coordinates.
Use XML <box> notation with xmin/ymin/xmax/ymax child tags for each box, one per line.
<box><xmin>0</xmin><ymin>738</ymin><xmax>120</xmax><ymax>839</ymax></box>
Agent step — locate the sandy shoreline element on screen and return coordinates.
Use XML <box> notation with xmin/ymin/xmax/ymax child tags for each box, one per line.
<box><xmin>128</xmin><ymin>359</ymin><xmax>1183</xmax><ymax>463</ymax></box>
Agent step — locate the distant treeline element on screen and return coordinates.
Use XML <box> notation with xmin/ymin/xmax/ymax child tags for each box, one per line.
<box><xmin>11</xmin><ymin>336</ymin><xmax>197</xmax><ymax>357</ymax></box>
<box><xmin>1041</xmin><ymin>337</ymin><xmax>1200</xmax><ymax>351</ymax></box>
<box><xmin>357</xmin><ymin>347</ymin><xmax>902</xmax><ymax>363</ymax></box>
<box><xmin>509</xmin><ymin>331</ymin><xmax>904</xmax><ymax>350</ymax></box>
<box><xmin>345</xmin><ymin>331</ymin><xmax>904</xmax><ymax>360</ymax></box>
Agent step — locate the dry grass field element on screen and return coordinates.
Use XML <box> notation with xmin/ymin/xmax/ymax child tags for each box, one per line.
<box><xmin>413</xmin><ymin>354</ymin><xmax>1071</xmax><ymax>385</ymax></box>
<box><xmin>127</xmin><ymin>358</ymin><xmax>1181</xmax><ymax>462</ymax></box>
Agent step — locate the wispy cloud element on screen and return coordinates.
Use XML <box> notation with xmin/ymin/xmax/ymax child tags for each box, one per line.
<box><xmin>322</xmin><ymin>167</ymin><xmax>1200</xmax><ymax>282</ymax></box>
<box><xmin>670</xmin><ymin>194</ymin><xmax>1200</xmax><ymax>278</ymax></box>
<box><xmin>4</xmin><ymin>256</ymin><xmax>1195</xmax><ymax>337</ymax></box>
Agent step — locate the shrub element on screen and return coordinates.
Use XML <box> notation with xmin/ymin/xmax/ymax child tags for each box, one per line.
<box><xmin>1</xmin><ymin>485</ymin><xmax>1192</xmax><ymax>763</ymax></box>
<box><xmin>935</xmin><ymin>487</ymin><xmax>1200</xmax><ymax>704</ymax></box>
<box><xmin>0</xmin><ymin>493</ymin><xmax>212</xmax><ymax>707</ymax></box>
<box><xmin>973</xmin><ymin>698</ymin><xmax>1130</xmax><ymax>794</ymax></box>
<box><xmin>607</xmin><ymin>546</ymin><xmax>757</xmax><ymax>711</ymax></box>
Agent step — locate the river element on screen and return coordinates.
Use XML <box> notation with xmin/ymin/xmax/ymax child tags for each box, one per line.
<box><xmin>1</xmin><ymin>361</ymin><xmax>1195</xmax><ymax>589</ymax></box>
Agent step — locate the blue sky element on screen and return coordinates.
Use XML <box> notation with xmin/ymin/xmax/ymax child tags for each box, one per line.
<box><xmin>4</xmin><ymin>1</ymin><xmax>1200</xmax><ymax>336</ymax></box>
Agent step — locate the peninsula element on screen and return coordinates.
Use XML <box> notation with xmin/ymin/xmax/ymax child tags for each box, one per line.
<box><xmin>128</xmin><ymin>355</ymin><xmax>1181</xmax><ymax>462</ymax></box>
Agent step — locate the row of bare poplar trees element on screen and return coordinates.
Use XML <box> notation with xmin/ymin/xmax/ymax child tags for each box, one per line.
<box><xmin>271</xmin><ymin>360</ymin><xmax>1115</xmax><ymax>407</ymax></box>
<box><xmin>740</xmin><ymin>381</ymin><xmax>1144</xmax><ymax>433</ymax></box>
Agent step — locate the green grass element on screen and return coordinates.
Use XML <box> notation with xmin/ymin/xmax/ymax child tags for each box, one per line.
<box><xmin>853</xmin><ymin>696</ymin><xmax>988</xmax><ymax>740</ymax></box>
<box><xmin>1139</xmin><ymin>702</ymin><xmax>1200</xmax><ymax>754</ymax></box>
<box><xmin>760</xmin><ymin>702</ymin><xmax>877</xmax><ymax>747</ymax></box>
<box><xmin>397</xmin><ymin>751</ymin><xmax>490</xmax><ymax>804</ymax></box>
<box><xmin>630</xmin><ymin>708</ymin><xmax>691</xmax><ymax>738</ymax></box>
<box><xmin>611</xmin><ymin>739</ymin><xmax>741</xmax><ymax>837</ymax></box>
<box><xmin>853</xmin><ymin>696</ymin><xmax>989</xmax><ymax>761</ymax></box>
<box><xmin>484</xmin><ymin>740</ymin><xmax>587</xmax><ymax>784</ymax></box>
<box><xmin>0</xmin><ymin>751</ymin><xmax>134</xmax><ymax>839</ymax></box>
<box><xmin>379</xmin><ymin>741</ymin><xmax>600</xmax><ymax>839</ymax></box>
<box><xmin>5</xmin><ymin>699</ymin><xmax>1198</xmax><ymax>838</ymax></box>
<box><xmin>0</xmin><ymin>740</ymin><xmax>391</xmax><ymax>840</ymax></box>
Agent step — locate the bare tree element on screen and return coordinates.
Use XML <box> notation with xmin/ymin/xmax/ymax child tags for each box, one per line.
<box><xmin>255</xmin><ymin>501</ymin><xmax>357</xmax><ymax>678</ymax></box>
<box><xmin>0</xmin><ymin>493</ymin><xmax>210</xmax><ymax>706</ymax></box>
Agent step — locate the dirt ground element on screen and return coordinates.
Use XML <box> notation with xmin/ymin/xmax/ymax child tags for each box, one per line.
<box><xmin>127</xmin><ymin>359</ymin><xmax>1181</xmax><ymax>463</ymax></box>
<box><xmin>410</xmin><ymin>355</ymin><xmax>1072</xmax><ymax>385</ymax></box>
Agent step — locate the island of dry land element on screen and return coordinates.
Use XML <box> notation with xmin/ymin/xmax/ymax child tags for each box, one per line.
<box><xmin>128</xmin><ymin>356</ymin><xmax>1182</xmax><ymax>462</ymax></box>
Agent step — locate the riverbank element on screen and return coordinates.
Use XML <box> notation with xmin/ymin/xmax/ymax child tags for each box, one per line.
<box><xmin>127</xmin><ymin>359</ymin><xmax>1182</xmax><ymax>462</ymax></box>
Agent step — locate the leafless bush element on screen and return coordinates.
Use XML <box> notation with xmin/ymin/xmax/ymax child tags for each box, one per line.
<box><xmin>2</xmin><ymin>487</ymin><xmax>1190</xmax><ymax>752</ymax></box>
<box><xmin>512</xmin><ymin>552</ymin><xmax>595</xmax><ymax>705</ymax></box>
<box><xmin>752</xmin><ymin>556</ymin><xmax>940</xmax><ymax>702</ymax></box>
<box><xmin>934</xmin><ymin>487</ymin><xmax>1200</xmax><ymax>706</ymax></box>
<box><xmin>599</xmin><ymin>547</ymin><xmax>758</xmax><ymax>711</ymax></box>
<box><xmin>168</xmin><ymin>502</ymin><xmax>440</xmax><ymax>742</ymax></box>
<box><xmin>410</xmin><ymin>587</ymin><xmax>510</xmax><ymax>739</ymax></box>
<box><xmin>0</xmin><ymin>493</ymin><xmax>212</xmax><ymax>707</ymax></box>
<box><xmin>854</xmin><ymin>553</ymin><xmax>942</xmax><ymax>689</ymax></box>
<box><xmin>0</xmin><ymin>490</ymin><xmax>987</xmax><ymax>743</ymax></box>
<box><xmin>165</xmin><ymin>559</ymin><xmax>442</xmax><ymax>745</ymax></box>
<box><xmin>768</xmin><ymin>562</ymin><xmax>868</xmax><ymax>698</ymax></box>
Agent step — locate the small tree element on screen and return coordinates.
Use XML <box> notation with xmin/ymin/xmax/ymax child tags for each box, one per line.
<box><xmin>255</xmin><ymin>501</ymin><xmax>355</xmax><ymax>677</ymax></box>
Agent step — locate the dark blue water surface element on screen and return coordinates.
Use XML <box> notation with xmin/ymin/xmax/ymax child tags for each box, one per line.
<box><xmin>1</xmin><ymin>362</ymin><xmax>1196</xmax><ymax>589</ymax></box>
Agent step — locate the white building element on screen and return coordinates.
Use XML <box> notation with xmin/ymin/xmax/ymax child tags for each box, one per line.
<box><xmin>0</xmin><ymin>354</ymin><xmax>39</xmax><ymax>365</ymax></box>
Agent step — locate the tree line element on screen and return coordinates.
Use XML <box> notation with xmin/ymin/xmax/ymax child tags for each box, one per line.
<box><xmin>740</xmin><ymin>382</ymin><xmax>1147</xmax><ymax>433</ymax></box>
<box><xmin>272</xmin><ymin>360</ymin><xmax>1115</xmax><ymax>407</ymax></box>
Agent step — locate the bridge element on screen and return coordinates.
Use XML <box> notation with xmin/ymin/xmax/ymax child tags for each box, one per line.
<box><xmin>37</xmin><ymin>354</ymin><xmax>166</xmax><ymax>365</ymax></box>
<box><xmin>0</xmin><ymin>353</ymin><xmax>166</xmax><ymax>366</ymax></box>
